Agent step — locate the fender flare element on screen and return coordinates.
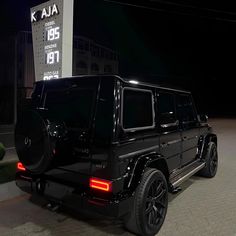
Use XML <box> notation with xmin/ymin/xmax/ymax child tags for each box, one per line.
<box><xmin>199</xmin><ymin>133</ymin><xmax>217</xmax><ymax>159</ymax></box>
<box><xmin>124</xmin><ymin>153</ymin><xmax>169</xmax><ymax>191</ymax></box>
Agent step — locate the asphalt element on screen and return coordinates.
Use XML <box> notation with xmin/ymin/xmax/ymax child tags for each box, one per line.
<box><xmin>0</xmin><ymin>118</ymin><xmax>236</xmax><ymax>236</ymax></box>
<box><xmin>0</xmin><ymin>124</ymin><xmax>18</xmax><ymax>165</ymax></box>
<box><xmin>0</xmin><ymin>148</ymin><xmax>18</xmax><ymax>166</ymax></box>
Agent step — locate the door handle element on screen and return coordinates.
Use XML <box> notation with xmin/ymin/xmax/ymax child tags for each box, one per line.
<box><xmin>160</xmin><ymin>120</ymin><xmax>179</xmax><ymax>129</ymax></box>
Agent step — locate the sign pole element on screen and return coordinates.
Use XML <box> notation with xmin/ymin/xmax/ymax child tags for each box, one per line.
<box><xmin>31</xmin><ymin>0</ymin><xmax>74</xmax><ymax>81</ymax></box>
<box><xmin>62</xmin><ymin>0</ymin><xmax>74</xmax><ymax>77</ymax></box>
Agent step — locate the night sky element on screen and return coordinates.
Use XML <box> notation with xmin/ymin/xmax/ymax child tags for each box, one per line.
<box><xmin>1</xmin><ymin>0</ymin><xmax>236</xmax><ymax>116</ymax></box>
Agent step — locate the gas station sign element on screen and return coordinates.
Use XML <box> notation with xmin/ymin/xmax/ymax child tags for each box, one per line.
<box><xmin>31</xmin><ymin>0</ymin><xmax>74</xmax><ymax>81</ymax></box>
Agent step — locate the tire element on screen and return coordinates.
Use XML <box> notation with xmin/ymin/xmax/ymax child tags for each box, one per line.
<box><xmin>198</xmin><ymin>142</ymin><xmax>218</xmax><ymax>178</ymax></box>
<box><xmin>125</xmin><ymin>168</ymin><xmax>168</xmax><ymax>236</ymax></box>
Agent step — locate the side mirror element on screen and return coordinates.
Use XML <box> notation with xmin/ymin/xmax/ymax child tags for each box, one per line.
<box><xmin>198</xmin><ymin>114</ymin><xmax>208</xmax><ymax>123</ymax></box>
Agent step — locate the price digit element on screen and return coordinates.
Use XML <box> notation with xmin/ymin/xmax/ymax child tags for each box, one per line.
<box><xmin>47</xmin><ymin>27</ymin><xmax>60</xmax><ymax>41</ymax></box>
<box><xmin>46</xmin><ymin>51</ymin><xmax>60</xmax><ymax>64</ymax></box>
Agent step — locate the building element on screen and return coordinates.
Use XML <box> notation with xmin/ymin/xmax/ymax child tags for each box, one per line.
<box><xmin>73</xmin><ymin>35</ymin><xmax>119</xmax><ymax>76</ymax></box>
<box><xmin>18</xmin><ymin>31</ymin><xmax>119</xmax><ymax>99</ymax></box>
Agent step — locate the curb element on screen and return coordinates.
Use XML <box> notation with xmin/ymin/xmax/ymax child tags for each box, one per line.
<box><xmin>0</xmin><ymin>158</ymin><xmax>18</xmax><ymax>167</ymax></box>
<box><xmin>0</xmin><ymin>147</ymin><xmax>18</xmax><ymax>167</ymax></box>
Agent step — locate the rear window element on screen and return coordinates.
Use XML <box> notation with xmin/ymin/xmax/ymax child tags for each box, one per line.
<box><xmin>122</xmin><ymin>88</ymin><xmax>154</xmax><ymax>130</ymax></box>
<box><xmin>31</xmin><ymin>82</ymin><xmax>44</xmax><ymax>107</ymax></box>
<box><xmin>44</xmin><ymin>88</ymin><xmax>96</xmax><ymax>128</ymax></box>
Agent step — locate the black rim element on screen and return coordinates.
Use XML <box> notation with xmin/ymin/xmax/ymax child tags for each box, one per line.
<box><xmin>145</xmin><ymin>179</ymin><xmax>167</xmax><ymax>227</ymax></box>
<box><xmin>210</xmin><ymin>146</ymin><xmax>218</xmax><ymax>175</ymax></box>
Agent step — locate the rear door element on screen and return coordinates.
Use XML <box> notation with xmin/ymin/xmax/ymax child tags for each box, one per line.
<box><xmin>117</xmin><ymin>86</ymin><xmax>159</xmax><ymax>166</ymax></box>
<box><xmin>176</xmin><ymin>94</ymin><xmax>200</xmax><ymax>167</ymax></box>
<box><xmin>42</xmin><ymin>77</ymin><xmax>100</xmax><ymax>175</ymax></box>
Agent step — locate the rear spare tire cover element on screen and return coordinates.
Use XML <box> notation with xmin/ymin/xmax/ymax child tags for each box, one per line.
<box><xmin>15</xmin><ymin>110</ymin><xmax>53</xmax><ymax>174</ymax></box>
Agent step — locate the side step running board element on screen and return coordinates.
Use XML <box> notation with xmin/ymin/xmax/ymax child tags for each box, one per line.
<box><xmin>170</xmin><ymin>162</ymin><xmax>205</xmax><ymax>189</ymax></box>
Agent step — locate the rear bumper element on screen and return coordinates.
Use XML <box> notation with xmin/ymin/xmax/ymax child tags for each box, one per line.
<box><xmin>15</xmin><ymin>172</ymin><xmax>133</xmax><ymax>218</ymax></box>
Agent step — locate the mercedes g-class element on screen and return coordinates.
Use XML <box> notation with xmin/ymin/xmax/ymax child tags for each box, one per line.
<box><xmin>15</xmin><ymin>75</ymin><xmax>218</xmax><ymax>236</ymax></box>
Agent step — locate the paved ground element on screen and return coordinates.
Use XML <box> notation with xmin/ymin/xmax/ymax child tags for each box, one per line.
<box><xmin>0</xmin><ymin>124</ymin><xmax>17</xmax><ymax>165</ymax></box>
<box><xmin>0</xmin><ymin>148</ymin><xmax>18</xmax><ymax>165</ymax></box>
<box><xmin>0</xmin><ymin>119</ymin><xmax>236</xmax><ymax>236</ymax></box>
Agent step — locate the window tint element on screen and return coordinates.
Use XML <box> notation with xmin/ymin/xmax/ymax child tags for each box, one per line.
<box><xmin>45</xmin><ymin>88</ymin><xmax>95</xmax><ymax>128</ymax></box>
<box><xmin>158</xmin><ymin>92</ymin><xmax>177</xmax><ymax>125</ymax></box>
<box><xmin>123</xmin><ymin>89</ymin><xmax>154</xmax><ymax>130</ymax></box>
<box><xmin>177</xmin><ymin>94</ymin><xmax>197</xmax><ymax>124</ymax></box>
<box><xmin>31</xmin><ymin>82</ymin><xmax>44</xmax><ymax>107</ymax></box>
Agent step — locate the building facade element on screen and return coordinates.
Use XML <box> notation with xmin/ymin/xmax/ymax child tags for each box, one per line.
<box><xmin>73</xmin><ymin>35</ymin><xmax>119</xmax><ymax>76</ymax></box>
<box><xmin>18</xmin><ymin>31</ymin><xmax>119</xmax><ymax>99</ymax></box>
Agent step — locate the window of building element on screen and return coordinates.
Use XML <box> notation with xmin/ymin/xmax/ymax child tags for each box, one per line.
<box><xmin>91</xmin><ymin>63</ymin><xmax>99</xmax><ymax>72</ymax></box>
<box><xmin>122</xmin><ymin>88</ymin><xmax>154</xmax><ymax>130</ymax></box>
<box><xmin>104</xmin><ymin>50</ymin><xmax>110</xmax><ymax>59</ymax></box>
<box><xmin>76</xmin><ymin>61</ymin><xmax>87</xmax><ymax>69</ymax></box>
<box><xmin>91</xmin><ymin>45</ymin><xmax>100</xmax><ymax>57</ymax></box>
<box><xmin>104</xmin><ymin>65</ymin><xmax>112</xmax><ymax>73</ymax></box>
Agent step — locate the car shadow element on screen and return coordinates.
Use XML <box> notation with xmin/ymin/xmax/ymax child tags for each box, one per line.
<box><xmin>29</xmin><ymin>194</ymin><xmax>134</xmax><ymax>236</ymax></box>
<box><xmin>168</xmin><ymin>175</ymin><xmax>204</xmax><ymax>202</ymax></box>
<box><xmin>28</xmin><ymin>175</ymin><xmax>206</xmax><ymax>235</ymax></box>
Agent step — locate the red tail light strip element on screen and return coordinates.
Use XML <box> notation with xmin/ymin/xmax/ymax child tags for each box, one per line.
<box><xmin>89</xmin><ymin>178</ymin><xmax>112</xmax><ymax>192</ymax></box>
<box><xmin>17</xmin><ymin>162</ymin><xmax>26</xmax><ymax>171</ymax></box>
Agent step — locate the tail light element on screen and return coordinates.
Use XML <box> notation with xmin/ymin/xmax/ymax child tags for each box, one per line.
<box><xmin>89</xmin><ymin>177</ymin><xmax>112</xmax><ymax>192</ymax></box>
<box><xmin>17</xmin><ymin>162</ymin><xmax>26</xmax><ymax>171</ymax></box>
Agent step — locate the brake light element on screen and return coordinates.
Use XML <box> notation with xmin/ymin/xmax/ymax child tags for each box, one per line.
<box><xmin>17</xmin><ymin>162</ymin><xmax>26</xmax><ymax>171</ymax></box>
<box><xmin>89</xmin><ymin>178</ymin><xmax>112</xmax><ymax>192</ymax></box>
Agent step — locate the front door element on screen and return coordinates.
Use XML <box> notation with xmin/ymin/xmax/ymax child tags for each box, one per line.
<box><xmin>157</xmin><ymin>91</ymin><xmax>182</xmax><ymax>172</ymax></box>
<box><xmin>176</xmin><ymin>94</ymin><xmax>200</xmax><ymax>167</ymax></box>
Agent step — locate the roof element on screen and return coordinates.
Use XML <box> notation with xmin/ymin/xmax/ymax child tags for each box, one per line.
<box><xmin>121</xmin><ymin>76</ymin><xmax>190</xmax><ymax>94</ymax></box>
<box><xmin>37</xmin><ymin>74</ymin><xmax>190</xmax><ymax>94</ymax></box>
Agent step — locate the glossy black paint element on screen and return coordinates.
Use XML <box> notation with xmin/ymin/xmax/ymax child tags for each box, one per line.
<box><xmin>15</xmin><ymin>75</ymin><xmax>217</xmax><ymax>218</ymax></box>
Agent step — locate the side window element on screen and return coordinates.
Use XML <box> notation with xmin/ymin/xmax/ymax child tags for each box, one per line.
<box><xmin>122</xmin><ymin>88</ymin><xmax>154</xmax><ymax>130</ymax></box>
<box><xmin>176</xmin><ymin>94</ymin><xmax>197</xmax><ymax>127</ymax></box>
<box><xmin>157</xmin><ymin>92</ymin><xmax>178</xmax><ymax>131</ymax></box>
<box><xmin>31</xmin><ymin>82</ymin><xmax>44</xmax><ymax>107</ymax></box>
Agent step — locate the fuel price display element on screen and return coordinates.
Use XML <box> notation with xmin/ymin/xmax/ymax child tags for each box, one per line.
<box><xmin>31</xmin><ymin>0</ymin><xmax>73</xmax><ymax>81</ymax></box>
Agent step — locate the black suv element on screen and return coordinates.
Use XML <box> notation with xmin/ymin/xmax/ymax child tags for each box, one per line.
<box><xmin>15</xmin><ymin>75</ymin><xmax>218</xmax><ymax>236</ymax></box>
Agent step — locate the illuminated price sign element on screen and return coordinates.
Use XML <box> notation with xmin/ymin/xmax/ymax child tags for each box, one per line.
<box><xmin>46</xmin><ymin>51</ymin><xmax>60</xmax><ymax>64</ymax></box>
<box><xmin>47</xmin><ymin>27</ymin><xmax>60</xmax><ymax>41</ymax></box>
<box><xmin>31</xmin><ymin>0</ymin><xmax>74</xmax><ymax>81</ymax></box>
